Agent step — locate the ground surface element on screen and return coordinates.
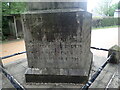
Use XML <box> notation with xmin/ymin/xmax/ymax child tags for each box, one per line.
<box><xmin>0</xmin><ymin>27</ymin><xmax>119</xmax><ymax>89</ymax></box>
<box><xmin>0</xmin><ymin>39</ymin><xmax>26</xmax><ymax>64</ymax></box>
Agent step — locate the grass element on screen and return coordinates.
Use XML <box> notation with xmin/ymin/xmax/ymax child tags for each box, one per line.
<box><xmin>92</xmin><ymin>25</ymin><xmax>119</xmax><ymax>30</ymax></box>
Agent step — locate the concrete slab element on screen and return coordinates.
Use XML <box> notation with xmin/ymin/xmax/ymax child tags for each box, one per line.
<box><xmin>0</xmin><ymin>69</ymin><xmax>2</xmax><ymax>89</ymax></box>
<box><xmin>89</xmin><ymin>54</ymin><xmax>119</xmax><ymax>89</ymax></box>
<box><xmin>1</xmin><ymin>54</ymin><xmax>119</xmax><ymax>89</ymax></box>
<box><xmin>2</xmin><ymin>73</ymin><xmax>14</xmax><ymax>88</ymax></box>
<box><xmin>108</xmin><ymin>74</ymin><xmax>119</xmax><ymax>88</ymax></box>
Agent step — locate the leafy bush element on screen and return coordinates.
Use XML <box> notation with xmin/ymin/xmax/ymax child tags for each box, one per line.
<box><xmin>2</xmin><ymin>2</ymin><xmax>27</xmax><ymax>41</ymax></box>
<box><xmin>92</xmin><ymin>17</ymin><xmax>119</xmax><ymax>28</ymax></box>
<box><xmin>2</xmin><ymin>17</ymin><xmax>10</xmax><ymax>40</ymax></box>
<box><xmin>2</xmin><ymin>2</ymin><xmax>27</xmax><ymax>16</ymax></box>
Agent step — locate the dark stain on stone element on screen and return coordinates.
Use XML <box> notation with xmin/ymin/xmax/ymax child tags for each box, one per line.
<box><xmin>26</xmin><ymin>12</ymin><xmax>79</xmax><ymax>42</ymax></box>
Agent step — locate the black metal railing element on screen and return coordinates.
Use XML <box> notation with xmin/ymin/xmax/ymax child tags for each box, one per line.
<box><xmin>0</xmin><ymin>66</ymin><xmax>26</xmax><ymax>90</ymax></box>
<box><xmin>81</xmin><ymin>52</ymin><xmax>115</xmax><ymax>90</ymax></box>
<box><xmin>1</xmin><ymin>51</ymin><xmax>26</xmax><ymax>59</ymax></box>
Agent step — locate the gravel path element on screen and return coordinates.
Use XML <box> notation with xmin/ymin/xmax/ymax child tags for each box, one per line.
<box><xmin>1</xmin><ymin>39</ymin><xmax>26</xmax><ymax>64</ymax></box>
<box><xmin>91</xmin><ymin>27</ymin><xmax>118</xmax><ymax>57</ymax></box>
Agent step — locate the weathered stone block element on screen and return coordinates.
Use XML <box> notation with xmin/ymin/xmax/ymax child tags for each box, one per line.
<box><xmin>22</xmin><ymin>9</ymin><xmax>93</xmax><ymax>83</ymax></box>
<box><xmin>27</xmin><ymin>2</ymin><xmax>87</xmax><ymax>11</ymax></box>
<box><xmin>108</xmin><ymin>45</ymin><xmax>120</xmax><ymax>64</ymax></box>
<box><xmin>25</xmin><ymin>68</ymin><xmax>88</xmax><ymax>83</ymax></box>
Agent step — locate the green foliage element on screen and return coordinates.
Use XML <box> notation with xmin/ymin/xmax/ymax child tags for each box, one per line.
<box><xmin>92</xmin><ymin>17</ymin><xmax>119</xmax><ymax>28</ymax></box>
<box><xmin>2</xmin><ymin>2</ymin><xmax>26</xmax><ymax>16</ymax></box>
<box><xmin>2</xmin><ymin>2</ymin><xmax>27</xmax><ymax>40</ymax></box>
<box><xmin>2</xmin><ymin>17</ymin><xmax>10</xmax><ymax>40</ymax></box>
<box><xmin>108</xmin><ymin>3</ymin><xmax>118</xmax><ymax>16</ymax></box>
<box><xmin>93</xmin><ymin>0</ymin><xmax>119</xmax><ymax>16</ymax></box>
<box><xmin>118</xmin><ymin>1</ymin><xmax>120</xmax><ymax>9</ymax></box>
<box><xmin>101</xmin><ymin>18</ymin><xmax>118</xmax><ymax>27</ymax></box>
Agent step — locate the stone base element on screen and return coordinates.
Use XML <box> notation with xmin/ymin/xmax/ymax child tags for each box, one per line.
<box><xmin>25</xmin><ymin>52</ymin><xmax>93</xmax><ymax>84</ymax></box>
<box><xmin>25</xmin><ymin>68</ymin><xmax>88</xmax><ymax>84</ymax></box>
<box><xmin>108</xmin><ymin>45</ymin><xmax>120</xmax><ymax>64</ymax></box>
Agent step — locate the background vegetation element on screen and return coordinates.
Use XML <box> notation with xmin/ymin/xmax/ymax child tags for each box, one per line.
<box><xmin>93</xmin><ymin>0</ymin><xmax>120</xmax><ymax>16</ymax></box>
<box><xmin>92</xmin><ymin>17</ymin><xmax>119</xmax><ymax>28</ymax></box>
<box><xmin>1</xmin><ymin>1</ymin><xmax>120</xmax><ymax>41</ymax></box>
<box><xmin>2</xmin><ymin>2</ymin><xmax>27</xmax><ymax>40</ymax></box>
<box><xmin>2</xmin><ymin>2</ymin><xmax>26</xmax><ymax>15</ymax></box>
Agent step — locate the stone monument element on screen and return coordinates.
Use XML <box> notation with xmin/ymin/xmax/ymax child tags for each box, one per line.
<box><xmin>22</xmin><ymin>2</ymin><xmax>93</xmax><ymax>84</ymax></box>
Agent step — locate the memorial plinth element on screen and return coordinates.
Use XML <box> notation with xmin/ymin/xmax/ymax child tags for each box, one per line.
<box><xmin>27</xmin><ymin>2</ymin><xmax>87</xmax><ymax>11</ymax></box>
<box><xmin>22</xmin><ymin>8</ymin><xmax>93</xmax><ymax>84</ymax></box>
